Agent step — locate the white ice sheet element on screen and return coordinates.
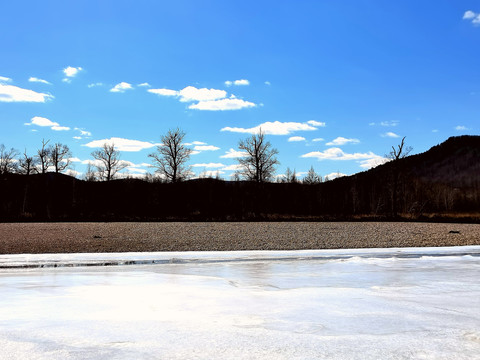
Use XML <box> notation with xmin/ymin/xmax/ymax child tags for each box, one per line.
<box><xmin>1</xmin><ymin>246</ymin><xmax>479</xmax><ymax>359</ymax></box>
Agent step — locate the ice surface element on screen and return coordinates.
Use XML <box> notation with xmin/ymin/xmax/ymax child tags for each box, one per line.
<box><xmin>1</xmin><ymin>246</ymin><xmax>480</xmax><ymax>359</ymax></box>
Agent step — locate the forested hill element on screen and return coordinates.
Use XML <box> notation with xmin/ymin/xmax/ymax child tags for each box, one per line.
<box><xmin>1</xmin><ymin>135</ymin><xmax>479</xmax><ymax>222</ymax></box>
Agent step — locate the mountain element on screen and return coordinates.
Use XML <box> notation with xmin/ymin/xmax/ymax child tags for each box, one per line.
<box><xmin>0</xmin><ymin>136</ymin><xmax>479</xmax><ymax>222</ymax></box>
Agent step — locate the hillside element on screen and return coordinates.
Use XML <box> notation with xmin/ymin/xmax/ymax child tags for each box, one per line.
<box><xmin>0</xmin><ymin>135</ymin><xmax>479</xmax><ymax>222</ymax></box>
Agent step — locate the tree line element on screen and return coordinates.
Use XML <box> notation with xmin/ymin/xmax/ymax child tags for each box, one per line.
<box><xmin>0</xmin><ymin>128</ymin><xmax>329</xmax><ymax>184</ymax></box>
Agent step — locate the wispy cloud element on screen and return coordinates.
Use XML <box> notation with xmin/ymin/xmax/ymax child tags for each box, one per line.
<box><xmin>381</xmin><ymin>132</ymin><xmax>400</xmax><ymax>138</ymax></box>
<box><xmin>88</xmin><ymin>82</ymin><xmax>103</xmax><ymax>88</ymax></box>
<box><xmin>370</xmin><ymin>120</ymin><xmax>399</xmax><ymax>127</ymax></box>
<box><xmin>225</xmin><ymin>79</ymin><xmax>250</xmax><ymax>86</ymax></box>
<box><xmin>28</xmin><ymin>77</ymin><xmax>51</xmax><ymax>85</ymax></box>
<box><xmin>83</xmin><ymin>137</ymin><xmax>158</xmax><ymax>152</ymax></box>
<box><xmin>0</xmin><ymin>76</ymin><xmax>12</xmax><ymax>83</ymax></box>
<box><xmin>307</xmin><ymin>120</ymin><xmax>326</xmax><ymax>127</ymax></box>
<box><xmin>73</xmin><ymin>127</ymin><xmax>92</xmax><ymax>139</ymax></box>
<box><xmin>326</xmin><ymin>137</ymin><xmax>360</xmax><ymax>146</ymax></box>
<box><xmin>301</xmin><ymin>147</ymin><xmax>387</xmax><ymax>169</ymax></box>
<box><xmin>189</xmin><ymin>98</ymin><xmax>255</xmax><ymax>111</ymax></box>
<box><xmin>463</xmin><ymin>10</ymin><xmax>480</xmax><ymax>25</ymax></box>
<box><xmin>312</xmin><ymin>138</ymin><xmax>324</xmax><ymax>142</ymax></box>
<box><xmin>110</xmin><ymin>82</ymin><xmax>133</xmax><ymax>93</ymax></box>
<box><xmin>288</xmin><ymin>136</ymin><xmax>306</xmax><ymax>142</ymax></box>
<box><xmin>24</xmin><ymin>116</ymin><xmax>69</xmax><ymax>131</ymax></box>
<box><xmin>220</xmin><ymin>148</ymin><xmax>248</xmax><ymax>158</ymax></box>
<box><xmin>137</xmin><ymin>82</ymin><xmax>151</xmax><ymax>87</ymax></box>
<box><xmin>455</xmin><ymin>125</ymin><xmax>468</xmax><ymax>131</ymax></box>
<box><xmin>192</xmin><ymin>163</ymin><xmax>225</xmax><ymax>168</ymax></box>
<box><xmin>221</xmin><ymin>120</ymin><xmax>322</xmax><ymax>135</ymax></box>
<box><xmin>148</xmin><ymin>85</ymin><xmax>255</xmax><ymax>111</ymax></box>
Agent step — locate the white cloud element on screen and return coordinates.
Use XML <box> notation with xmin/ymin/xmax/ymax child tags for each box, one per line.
<box><xmin>24</xmin><ymin>116</ymin><xmax>69</xmax><ymax>131</ymax></box>
<box><xmin>222</xmin><ymin>164</ymin><xmax>242</xmax><ymax>171</ymax></box>
<box><xmin>455</xmin><ymin>125</ymin><xmax>468</xmax><ymax>131</ymax></box>
<box><xmin>192</xmin><ymin>163</ymin><xmax>225</xmax><ymax>168</ymax></box>
<box><xmin>189</xmin><ymin>98</ymin><xmax>256</xmax><ymax>111</ymax></box>
<box><xmin>28</xmin><ymin>77</ymin><xmax>51</xmax><ymax>85</ymax></box>
<box><xmin>382</xmin><ymin>132</ymin><xmax>400</xmax><ymax>138</ymax></box>
<box><xmin>62</xmin><ymin>66</ymin><xmax>83</xmax><ymax>82</ymax></box>
<box><xmin>264</xmin><ymin>81</ymin><xmax>271</xmax><ymax>86</ymax></box>
<box><xmin>464</xmin><ymin>10</ymin><xmax>476</xmax><ymax>19</ymax></box>
<box><xmin>110</xmin><ymin>82</ymin><xmax>133</xmax><ymax>93</ymax></box>
<box><xmin>359</xmin><ymin>156</ymin><xmax>388</xmax><ymax>169</ymax></box>
<box><xmin>225</xmin><ymin>79</ymin><xmax>250</xmax><ymax>86</ymax></box>
<box><xmin>148</xmin><ymin>84</ymin><xmax>257</xmax><ymax>111</ymax></box>
<box><xmin>137</xmin><ymin>82</ymin><xmax>151</xmax><ymax>87</ymax></box>
<box><xmin>179</xmin><ymin>86</ymin><xmax>226</xmax><ymax>102</ymax></box>
<box><xmin>185</xmin><ymin>141</ymin><xmax>207</xmax><ymax>146</ymax></box>
<box><xmin>302</xmin><ymin>147</ymin><xmax>386</xmax><ymax>169</ymax></box>
<box><xmin>221</xmin><ymin>120</ymin><xmax>319</xmax><ymax>135</ymax></box>
<box><xmin>288</xmin><ymin>136</ymin><xmax>306</xmax><ymax>142</ymax></box>
<box><xmin>324</xmin><ymin>172</ymin><xmax>348</xmax><ymax>180</ymax></box>
<box><xmin>73</xmin><ymin>136</ymin><xmax>82</xmax><ymax>140</ymax></box>
<box><xmin>150</xmin><ymin>86</ymin><xmax>228</xmax><ymax>102</ymax></box>
<box><xmin>326</xmin><ymin>137</ymin><xmax>360</xmax><ymax>146</ymax></box>
<box><xmin>312</xmin><ymin>138</ymin><xmax>324</xmax><ymax>142</ymax></box>
<box><xmin>148</xmin><ymin>88</ymin><xmax>178</xmax><ymax>97</ymax></box>
<box><xmin>88</xmin><ymin>82</ymin><xmax>103</xmax><ymax>88</ymax></box>
<box><xmin>463</xmin><ymin>10</ymin><xmax>480</xmax><ymax>25</ymax></box>
<box><xmin>307</xmin><ymin>120</ymin><xmax>326</xmax><ymax>127</ymax></box>
<box><xmin>220</xmin><ymin>148</ymin><xmax>249</xmax><ymax>158</ymax></box>
<box><xmin>63</xmin><ymin>66</ymin><xmax>83</xmax><ymax>78</ymax></box>
<box><xmin>52</xmin><ymin>125</ymin><xmax>70</xmax><ymax>131</ymax></box>
<box><xmin>0</xmin><ymin>84</ymin><xmax>53</xmax><ymax>103</ymax></box>
<box><xmin>194</xmin><ymin>145</ymin><xmax>220</xmax><ymax>151</ymax></box>
<box><xmin>0</xmin><ymin>76</ymin><xmax>12</xmax><ymax>83</ymax></box>
<box><xmin>83</xmin><ymin>137</ymin><xmax>158</xmax><ymax>152</ymax></box>
<box><xmin>69</xmin><ymin>157</ymin><xmax>82</xmax><ymax>163</ymax></box>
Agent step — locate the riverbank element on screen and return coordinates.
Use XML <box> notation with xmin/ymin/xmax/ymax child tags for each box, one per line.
<box><xmin>1</xmin><ymin>222</ymin><xmax>480</xmax><ymax>254</ymax></box>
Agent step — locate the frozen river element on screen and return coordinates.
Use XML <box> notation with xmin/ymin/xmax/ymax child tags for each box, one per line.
<box><xmin>1</xmin><ymin>246</ymin><xmax>480</xmax><ymax>359</ymax></box>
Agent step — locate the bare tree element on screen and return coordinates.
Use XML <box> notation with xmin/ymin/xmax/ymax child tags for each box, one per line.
<box><xmin>386</xmin><ymin>136</ymin><xmax>412</xmax><ymax>217</ymax></box>
<box><xmin>303</xmin><ymin>166</ymin><xmax>322</xmax><ymax>184</ymax></box>
<box><xmin>149</xmin><ymin>128</ymin><xmax>192</xmax><ymax>183</ymax></box>
<box><xmin>91</xmin><ymin>143</ymin><xmax>126</xmax><ymax>181</ymax></box>
<box><xmin>0</xmin><ymin>144</ymin><xmax>19</xmax><ymax>174</ymax></box>
<box><xmin>18</xmin><ymin>149</ymin><xmax>38</xmax><ymax>175</ymax></box>
<box><xmin>387</xmin><ymin>136</ymin><xmax>412</xmax><ymax>161</ymax></box>
<box><xmin>236</xmin><ymin>129</ymin><xmax>279</xmax><ymax>183</ymax></box>
<box><xmin>50</xmin><ymin>143</ymin><xmax>72</xmax><ymax>173</ymax></box>
<box><xmin>36</xmin><ymin>139</ymin><xmax>51</xmax><ymax>174</ymax></box>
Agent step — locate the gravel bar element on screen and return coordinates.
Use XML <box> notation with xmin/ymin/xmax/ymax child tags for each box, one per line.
<box><xmin>1</xmin><ymin>222</ymin><xmax>480</xmax><ymax>254</ymax></box>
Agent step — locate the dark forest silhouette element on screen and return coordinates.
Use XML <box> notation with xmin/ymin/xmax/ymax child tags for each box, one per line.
<box><xmin>0</xmin><ymin>135</ymin><xmax>479</xmax><ymax>222</ymax></box>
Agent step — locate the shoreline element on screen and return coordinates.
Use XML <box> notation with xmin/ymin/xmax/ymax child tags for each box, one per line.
<box><xmin>2</xmin><ymin>222</ymin><xmax>480</xmax><ymax>255</ymax></box>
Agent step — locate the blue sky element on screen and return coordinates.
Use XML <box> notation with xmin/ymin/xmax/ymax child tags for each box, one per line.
<box><xmin>1</xmin><ymin>1</ymin><xmax>479</xmax><ymax>180</ymax></box>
